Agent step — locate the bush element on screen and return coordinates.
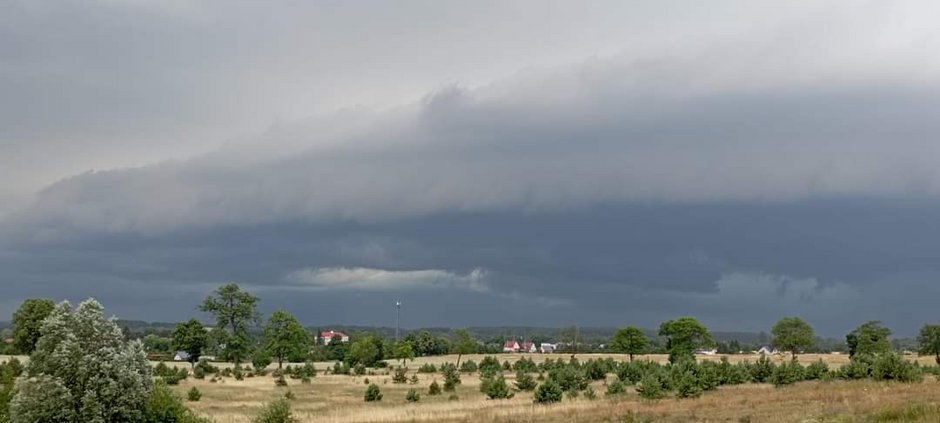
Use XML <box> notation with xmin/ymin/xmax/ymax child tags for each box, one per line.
<box><xmin>771</xmin><ymin>359</ymin><xmax>805</xmax><ymax>387</ymax></box>
<box><xmin>410</xmin><ymin>374</ymin><xmax>419</xmax><ymax>384</ymax></box>
<box><xmin>479</xmin><ymin>356</ymin><xmax>502</xmax><ymax>374</ymax></box>
<box><xmin>364</xmin><ymin>384</ymin><xmax>383</xmax><ymax>402</ymax></box>
<box><xmin>154</xmin><ymin>362</ymin><xmax>189</xmax><ymax>385</ymax></box>
<box><xmin>442</xmin><ymin>364</ymin><xmax>461</xmax><ymax>392</ymax></box>
<box><xmin>605</xmin><ymin>378</ymin><xmax>626</xmax><ymax>396</ymax></box>
<box><xmin>353</xmin><ymin>363</ymin><xmax>366</xmax><ymax>376</ymax></box>
<box><xmin>406</xmin><ymin>388</ymin><xmax>420</xmax><ymax>403</ymax></box>
<box><xmin>252</xmin><ymin>352</ymin><xmax>273</xmax><ymax>373</ymax></box>
<box><xmin>460</xmin><ymin>360</ymin><xmax>478</xmax><ymax>373</ymax></box>
<box><xmin>533</xmin><ymin>380</ymin><xmax>564</xmax><ymax>404</ymax></box>
<box><xmin>749</xmin><ymin>354</ymin><xmax>775</xmax><ymax>383</ymax></box>
<box><xmin>392</xmin><ymin>366</ymin><xmax>408</xmax><ymax>384</ymax></box>
<box><xmin>418</xmin><ymin>363</ymin><xmax>437</xmax><ymax>373</ymax></box>
<box><xmin>252</xmin><ymin>398</ymin><xmax>297</xmax><ymax>423</ymax></box>
<box><xmin>584</xmin><ymin>386</ymin><xmax>597</xmax><ymax>400</ymax></box>
<box><xmin>187</xmin><ymin>387</ymin><xmax>202</xmax><ymax>402</ymax></box>
<box><xmin>514</xmin><ymin>357</ymin><xmax>538</xmax><ymax>373</ymax></box>
<box><xmin>871</xmin><ymin>353</ymin><xmax>923</xmax><ymax>382</ymax></box>
<box><xmin>144</xmin><ymin>379</ymin><xmax>211</xmax><ymax>423</ymax></box>
<box><xmin>428</xmin><ymin>380</ymin><xmax>442</xmax><ymax>395</ymax></box>
<box><xmin>515</xmin><ymin>371</ymin><xmax>537</xmax><ymax>391</ymax></box>
<box><xmin>483</xmin><ymin>374</ymin><xmax>513</xmax><ymax>399</ymax></box>
<box><xmin>636</xmin><ymin>373</ymin><xmax>667</xmax><ymax>400</ymax></box>
<box><xmin>838</xmin><ymin>357</ymin><xmax>872</xmax><ymax>380</ymax></box>
<box><xmin>803</xmin><ymin>360</ymin><xmax>829</xmax><ymax>380</ymax></box>
<box><xmin>548</xmin><ymin>365</ymin><xmax>588</xmax><ymax>392</ymax></box>
<box><xmin>502</xmin><ymin>361</ymin><xmax>512</xmax><ymax>371</ymax></box>
<box><xmin>448</xmin><ymin>394</ymin><xmax>459</xmax><ymax>401</ymax></box>
<box><xmin>284</xmin><ymin>390</ymin><xmax>295</xmax><ymax>400</ymax></box>
<box><xmin>275</xmin><ymin>375</ymin><xmax>288</xmax><ymax>387</ymax></box>
<box><xmin>674</xmin><ymin>370</ymin><xmax>703</xmax><ymax>398</ymax></box>
<box><xmin>616</xmin><ymin>360</ymin><xmax>643</xmax><ymax>385</ymax></box>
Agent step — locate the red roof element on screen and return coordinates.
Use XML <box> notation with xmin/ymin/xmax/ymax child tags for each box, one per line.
<box><xmin>320</xmin><ymin>330</ymin><xmax>348</xmax><ymax>338</ymax></box>
<box><xmin>503</xmin><ymin>340</ymin><xmax>519</xmax><ymax>348</ymax></box>
<box><xmin>521</xmin><ymin>342</ymin><xmax>534</xmax><ymax>350</ymax></box>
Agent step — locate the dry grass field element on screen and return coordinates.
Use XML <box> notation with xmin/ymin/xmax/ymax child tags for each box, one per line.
<box><xmin>6</xmin><ymin>352</ymin><xmax>940</xmax><ymax>422</ymax></box>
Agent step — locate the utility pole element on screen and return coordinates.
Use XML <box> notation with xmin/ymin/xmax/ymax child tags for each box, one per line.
<box><xmin>396</xmin><ymin>301</ymin><xmax>401</xmax><ymax>342</ymax></box>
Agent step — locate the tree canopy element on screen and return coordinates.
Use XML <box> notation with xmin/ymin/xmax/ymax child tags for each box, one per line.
<box><xmin>658</xmin><ymin>317</ymin><xmax>713</xmax><ymax>363</ymax></box>
<box><xmin>199</xmin><ymin>283</ymin><xmax>260</xmax><ymax>365</ymax></box>
<box><xmin>172</xmin><ymin>319</ymin><xmax>209</xmax><ymax>367</ymax></box>
<box><xmin>846</xmin><ymin>320</ymin><xmax>892</xmax><ymax>357</ymax></box>
<box><xmin>11</xmin><ymin>298</ymin><xmax>55</xmax><ymax>355</ymax></box>
<box><xmin>610</xmin><ymin>326</ymin><xmax>648</xmax><ymax>361</ymax></box>
<box><xmin>263</xmin><ymin>309</ymin><xmax>309</xmax><ymax>369</ymax></box>
<box><xmin>917</xmin><ymin>324</ymin><xmax>940</xmax><ymax>365</ymax></box>
<box><xmin>771</xmin><ymin>317</ymin><xmax>815</xmax><ymax>358</ymax></box>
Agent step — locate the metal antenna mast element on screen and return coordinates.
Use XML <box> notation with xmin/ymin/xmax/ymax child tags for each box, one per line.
<box><xmin>395</xmin><ymin>300</ymin><xmax>401</xmax><ymax>342</ymax></box>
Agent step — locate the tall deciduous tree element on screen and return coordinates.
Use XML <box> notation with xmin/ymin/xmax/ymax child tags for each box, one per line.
<box><xmin>610</xmin><ymin>326</ymin><xmax>648</xmax><ymax>361</ymax></box>
<box><xmin>11</xmin><ymin>298</ymin><xmax>55</xmax><ymax>355</ymax></box>
<box><xmin>658</xmin><ymin>317</ymin><xmax>713</xmax><ymax>363</ymax></box>
<box><xmin>452</xmin><ymin>329</ymin><xmax>476</xmax><ymax>368</ymax></box>
<box><xmin>263</xmin><ymin>310</ymin><xmax>309</xmax><ymax>370</ymax></box>
<box><xmin>846</xmin><ymin>320</ymin><xmax>891</xmax><ymax>357</ymax></box>
<box><xmin>199</xmin><ymin>283</ymin><xmax>260</xmax><ymax>365</ymax></box>
<box><xmin>10</xmin><ymin>299</ymin><xmax>152</xmax><ymax>422</ymax></box>
<box><xmin>917</xmin><ymin>324</ymin><xmax>940</xmax><ymax>365</ymax></box>
<box><xmin>393</xmin><ymin>341</ymin><xmax>415</xmax><ymax>365</ymax></box>
<box><xmin>172</xmin><ymin>319</ymin><xmax>209</xmax><ymax>368</ymax></box>
<box><xmin>771</xmin><ymin>317</ymin><xmax>815</xmax><ymax>358</ymax></box>
<box><xmin>346</xmin><ymin>334</ymin><xmax>382</xmax><ymax>367</ymax></box>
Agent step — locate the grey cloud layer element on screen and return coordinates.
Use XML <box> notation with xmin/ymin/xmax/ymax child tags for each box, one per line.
<box><xmin>4</xmin><ymin>2</ymin><xmax>940</xmax><ymax>334</ymax></box>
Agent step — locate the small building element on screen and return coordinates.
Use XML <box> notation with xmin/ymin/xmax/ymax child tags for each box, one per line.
<box><xmin>755</xmin><ymin>346</ymin><xmax>780</xmax><ymax>355</ymax></box>
<box><xmin>520</xmin><ymin>341</ymin><xmax>537</xmax><ymax>353</ymax></box>
<box><xmin>503</xmin><ymin>340</ymin><xmax>520</xmax><ymax>353</ymax></box>
<box><xmin>696</xmin><ymin>348</ymin><xmax>718</xmax><ymax>355</ymax></box>
<box><xmin>318</xmin><ymin>330</ymin><xmax>350</xmax><ymax>345</ymax></box>
<box><xmin>539</xmin><ymin>343</ymin><xmax>557</xmax><ymax>354</ymax></box>
<box><xmin>173</xmin><ymin>351</ymin><xmax>191</xmax><ymax>362</ymax></box>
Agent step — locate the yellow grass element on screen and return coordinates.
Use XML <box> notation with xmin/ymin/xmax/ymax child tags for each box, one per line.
<box><xmin>7</xmin><ymin>352</ymin><xmax>940</xmax><ymax>422</ymax></box>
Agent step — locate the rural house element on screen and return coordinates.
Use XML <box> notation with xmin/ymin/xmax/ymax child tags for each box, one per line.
<box><xmin>317</xmin><ymin>330</ymin><xmax>350</xmax><ymax>345</ymax></box>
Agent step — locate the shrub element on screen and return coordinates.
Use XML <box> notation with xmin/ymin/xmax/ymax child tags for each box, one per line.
<box><xmin>514</xmin><ymin>357</ymin><xmax>538</xmax><ymax>373</ymax></box>
<box><xmin>484</xmin><ymin>374</ymin><xmax>513</xmax><ymax>399</ymax></box>
<box><xmin>771</xmin><ymin>359</ymin><xmax>805</xmax><ymax>387</ymax></box>
<box><xmin>583</xmin><ymin>360</ymin><xmax>607</xmax><ymax>381</ymax></box>
<box><xmin>353</xmin><ymin>363</ymin><xmax>367</xmax><ymax>376</ymax></box>
<box><xmin>674</xmin><ymin>370</ymin><xmax>703</xmax><ymax>398</ymax></box>
<box><xmin>410</xmin><ymin>374</ymin><xmax>419</xmax><ymax>384</ymax></box>
<box><xmin>749</xmin><ymin>354</ymin><xmax>775</xmax><ymax>383</ymax></box>
<box><xmin>616</xmin><ymin>360</ymin><xmax>643</xmax><ymax>385</ymax></box>
<box><xmin>275</xmin><ymin>375</ymin><xmax>288</xmax><ymax>387</ymax></box>
<box><xmin>187</xmin><ymin>387</ymin><xmax>202</xmax><ymax>402</ymax></box>
<box><xmin>636</xmin><ymin>373</ymin><xmax>667</xmax><ymax>400</ymax></box>
<box><xmin>428</xmin><ymin>380</ymin><xmax>442</xmax><ymax>395</ymax></box>
<box><xmin>442</xmin><ymin>364</ymin><xmax>461</xmax><ymax>392</ymax></box>
<box><xmin>364</xmin><ymin>384</ymin><xmax>383</xmax><ymax>402</ymax></box>
<box><xmin>606</xmin><ymin>378</ymin><xmax>626</xmax><ymax>396</ymax></box>
<box><xmin>515</xmin><ymin>370</ymin><xmax>537</xmax><ymax>391</ymax></box>
<box><xmin>418</xmin><ymin>363</ymin><xmax>437</xmax><ymax>373</ymax></box>
<box><xmin>448</xmin><ymin>394</ymin><xmax>459</xmax><ymax>401</ymax></box>
<box><xmin>460</xmin><ymin>360</ymin><xmax>478</xmax><ymax>373</ymax></box>
<box><xmin>871</xmin><ymin>353</ymin><xmax>923</xmax><ymax>382</ymax></box>
<box><xmin>252</xmin><ymin>398</ymin><xmax>297</xmax><ymax>423</ymax></box>
<box><xmin>300</xmin><ymin>376</ymin><xmax>311</xmax><ymax>384</ymax></box>
<box><xmin>584</xmin><ymin>386</ymin><xmax>597</xmax><ymax>400</ymax></box>
<box><xmin>392</xmin><ymin>367</ymin><xmax>408</xmax><ymax>384</ymax></box>
<box><xmin>252</xmin><ymin>352</ymin><xmax>273</xmax><ymax>373</ymax></box>
<box><xmin>145</xmin><ymin>379</ymin><xmax>211</xmax><ymax>423</ymax></box>
<box><xmin>548</xmin><ymin>365</ymin><xmax>588</xmax><ymax>392</ymax></box>
<box><xmin>502</xmin><ymin>361</ymin><xmax>512</xmax><ymax>371</ymax></box>
<box><xmin>566</xmin><ymin>389</ymin><xmax>579</xmax><ymax>399</ymax></box>
<box><xmin>406</xmin><ymin>388</ymin><xmax>420</xmax><ymax>403</ymax></box>
<box><xmin>479</xmin><ymin>356</ymin><xmax>502</xmax><ymax>374</ymax></box>
<box><xmin>533</xmin><ymin>380</ymin><xmax>564</xmax><ymax>404</ymax></box>
<box><xmin>803</xmin><ymin>360</ymin><xmax>829</xmax><ymax>380</ymax></box>
<box><xmin>838</xmin><ymin>357</ymin><xmax>872</xmax><ymax>380</ymax></box>
<box><xmin>284</xmin><ymin>390</ymin><xmax>295</xmax><ymax>400</ymax></box>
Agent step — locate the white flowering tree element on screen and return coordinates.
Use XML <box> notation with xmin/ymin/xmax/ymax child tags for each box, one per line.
<box><xmin>10</xmin><ymin>299</ymin><xmax>152</xmax><ymax>423</ymax></box>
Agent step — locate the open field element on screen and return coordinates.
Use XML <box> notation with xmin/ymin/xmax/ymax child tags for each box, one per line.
<box><xmin>8</xmin><ymin>352</ymin><xmax>940</xmax><ymax>422</ymax></box>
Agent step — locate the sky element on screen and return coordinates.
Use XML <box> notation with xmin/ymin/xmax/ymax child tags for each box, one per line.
<box><xmin>3</xmin><ymin>1</ymin><xmax>940</xmax><ymax>336</ymax></box>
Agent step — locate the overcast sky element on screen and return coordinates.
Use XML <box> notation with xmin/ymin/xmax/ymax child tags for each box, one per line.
<box><xmin>3</xmin><ymin>1</ymin><xmax>940</xmax><ymax>336</ymax></box>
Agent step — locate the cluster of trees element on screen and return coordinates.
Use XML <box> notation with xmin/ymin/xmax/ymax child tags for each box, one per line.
<box><xmin>607</xmin><ymin>316</ymin><xmax>940</xmax><ymax>365</ymax></box>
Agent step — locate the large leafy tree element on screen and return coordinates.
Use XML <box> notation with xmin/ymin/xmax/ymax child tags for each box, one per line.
<box><xmin>263</xmin><ymin>310</ymin><xmax>309</xmax><ymax>369</ymax></box>
<box><xmin>11</xmin><ymin>298</ymin><xmax>55</xmax><ymax>355</ymax></box>
<box><xmin>771</xmin><ymin>317</ymin><xmax>815</xmax><ymax>358</ymax></box>
<box><xmin>658</xmin><ymin>317</ymin><xmax>714</xmax><ymax>363</ymax></box>
<box><xmin>172</xmin><ymin>319</ymin><xmax>209</xmax><ymax>368</ymax></box>
<box><xmin>393</xmin><ymin>341</ymin><xmax>415</xmax><ymax>365</ymax></box>
<box><xmin>846</xmin><ymin>320</ymin><xmax>892</xmax><ymax>357</ymax></box>
<box><xmin>345</xmin><ymin>334</ymin><xmax>383</xmax><ymax>367</ymax></box>
<box><xmin>10</xmin><ymin>299</ymin><xmax>152</xmax><ymax>422</ymax></box>
<box><xmin>917</xmin><ymin>324</ymin><xmax>940</xmax><ymax>365</ymax></box>
<box><xmin>199</xmin><ymin>283</ymin><xmax>260</xmax><ymax>365</ymax></box>
<box><xmin>610</xmin><ymin>326</ymin><xmax>648</xmax><ymax>361</ymax></box>
<box><xmin>451</xmin><ymin>329</ymin><xmax>476</xmax><ymax>368</ymax></box>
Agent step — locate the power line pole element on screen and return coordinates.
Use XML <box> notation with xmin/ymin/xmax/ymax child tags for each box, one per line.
<box><xmin>395</xmin><ymin>300</ymin><xmax>401</xmax><ymax>342</ymax></box>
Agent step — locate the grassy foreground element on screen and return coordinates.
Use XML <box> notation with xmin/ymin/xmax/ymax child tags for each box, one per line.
<box><xmin>154</xmin><ymin>353</ymin><xmax>940</xmax><ymax>423</ymax></box>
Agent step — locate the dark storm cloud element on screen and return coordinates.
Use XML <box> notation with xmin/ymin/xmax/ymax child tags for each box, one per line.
<box><xmin>4</xmin><ymin>2</ymin><xmax>940</xmax><ymax>335</ymax></box>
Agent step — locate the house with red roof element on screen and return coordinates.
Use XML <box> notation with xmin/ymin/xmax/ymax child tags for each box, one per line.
<box><xmin>317</xmin><ymin>330</ymin><xmax>350</xmax><ymax>345</ymax></box>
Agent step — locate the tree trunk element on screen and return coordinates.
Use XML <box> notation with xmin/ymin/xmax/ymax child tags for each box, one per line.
<box><xmin>935</xmin><ymin>353</ymin><xmax>939</xmax><ymax>365</ymax></box>
<box><xmin>278</xmin><ymin>357</ymin><xmax>283</xmax><ymax>370</ymax></box>
<box><xmin>629</xmin><ymin>353</ymin><xmax>634</xmax><ymax>362</ymax></box>
<box><xmin>455</xmin><ymin>353</ymin><xmax>462</xmax><ymax>369</ymax></box>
